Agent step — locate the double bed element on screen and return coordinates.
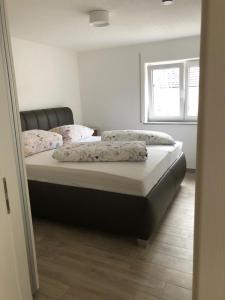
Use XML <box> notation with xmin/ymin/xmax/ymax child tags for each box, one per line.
<box><xmin>21</xmin><ymin>107</ymin><xmax>186</xmax><ymax>244</ymax></box>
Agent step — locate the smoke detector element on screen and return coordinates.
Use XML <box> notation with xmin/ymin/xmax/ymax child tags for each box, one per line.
<box><xmin>162</xmin><ymin>0</ymin><xmax>174</xmax><ymax>5</ymax></box>
<box><xmin>89</xmin><ymin>10</ymin><xmax>110</xmax><ymax>27</ymax></box>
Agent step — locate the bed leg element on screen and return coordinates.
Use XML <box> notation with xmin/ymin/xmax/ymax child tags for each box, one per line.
<box><xmin>136</xmin><ymin>238</ymin><xmax>149</xmax><ymax>248</ymax></box>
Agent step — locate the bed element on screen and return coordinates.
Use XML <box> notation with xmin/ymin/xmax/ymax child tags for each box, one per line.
<box><xmin>20</xmin><ymin>107</ymin><xmax>186</xmax><ymax>244</ymax></box>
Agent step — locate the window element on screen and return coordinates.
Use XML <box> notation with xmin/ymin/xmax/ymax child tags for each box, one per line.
<box><xmin>146</xmin><ymin>59</ymin><xmax>200</xmax><ymax>122</ymax></box>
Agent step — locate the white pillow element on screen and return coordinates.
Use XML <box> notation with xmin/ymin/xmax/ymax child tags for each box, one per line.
<box><xmin>50</xmin><ymin>125</ymin><xmax>94</xmax><ymax>144</ymax></box>
<box><xmin>101</xmin><ymin>130</ymin><xmax>175</xmax><ymax>145</ymax></box>
<box><xmin>23</xmin><ymin>130</ymin><xmax>63</xmax><ymax>157</ymax></box>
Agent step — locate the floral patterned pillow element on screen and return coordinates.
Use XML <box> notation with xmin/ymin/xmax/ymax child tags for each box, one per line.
<box><xmin>101</xmin><ymin>130</ymin><xmax>175</xmax><ymax>145</ymax></box>
<box><xmin>23</xmin><ymin>130</ymin><xmax>63</xmax><ymax>157</ymax></box>
<box><xmin>50</xmin><ymin>125</ymin><xmax>94</xmax><ymax>144</ymax></box>
<box><xmin>52</xmin><ymin>141</ymin><xmax>148</xmax><ymax>162</ymax></box>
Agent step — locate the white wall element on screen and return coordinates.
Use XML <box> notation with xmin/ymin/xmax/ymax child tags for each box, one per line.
<box><xmin>78</xmin><ymin>36</ymin><xmax>200</xmax><ymax>168</ymax></box>
<box><xmin>11</xmin><ymin>38</ymin><xmax>82</xmax><ymax>123</ymax></box>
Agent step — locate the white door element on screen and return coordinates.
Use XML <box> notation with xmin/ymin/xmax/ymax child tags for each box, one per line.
<box><xmin>0</xmin><ymin>1</ymin><xmax>33</xmax><ymax>299</ymax></box>
<box><xmin>0</xmin><ymin>45</ymin><xmax>33</xmax><ymax>300</ymax></box>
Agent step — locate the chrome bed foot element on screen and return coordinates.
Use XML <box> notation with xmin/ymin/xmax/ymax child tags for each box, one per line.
<box><xmin>136</xmin><ymin>238</ymin><xmax>149</xmax><ymax>248</ymax></box>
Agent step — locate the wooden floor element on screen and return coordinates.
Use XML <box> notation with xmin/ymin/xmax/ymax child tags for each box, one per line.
<box><xmin>34</xmin><ymin>173</ymin><xmax>195</xmax><ymax>300</ymax></box>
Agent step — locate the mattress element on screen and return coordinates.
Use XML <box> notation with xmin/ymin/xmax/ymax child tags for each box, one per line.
<box><xmin>25</xmin><ymin>137</ymin><xmax>183</xmax><ymax>197</ymax></box>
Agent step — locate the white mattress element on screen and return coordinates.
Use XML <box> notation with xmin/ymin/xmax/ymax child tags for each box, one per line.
<box><xmin>25</xmin><ymin>137</ymin><xmax>183</xmax><ymax>197</ymax></box>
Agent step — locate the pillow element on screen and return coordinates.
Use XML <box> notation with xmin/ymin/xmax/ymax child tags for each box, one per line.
<box><xmin>50</xmin><ymin>125</ymin><xmax>94</xmax><ymax>144</ymax></box>
<box><xmin>52</xmin><ymin>141</ymin><xmax>148</xmax><ymax>162</ymax></box>
<box><xmin>23</xmin><ymin>130</ymin><xmax>63</xmax><ymax>157</ymax></box>
<box><xmin>101</xmin><ymin>130</ymin><xmax>175</xmax><ymax>145</ymax></box>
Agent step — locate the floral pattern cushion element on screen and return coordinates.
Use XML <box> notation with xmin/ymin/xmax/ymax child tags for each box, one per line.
<box><xmin>101</xmin><ymin>130</ymin><xmax>175</xmax><ymax>145</ymax></box>
<box><xmin>50</xmin><ymin>125</ymin><xmax>94</xmax><ymax>144</ymax></box>
<box><xmin>23</xmin><ymin>130</ymin><xmax>63</xmax><ymax>157</ymax></box>
<box><xmin>52</xmin><ymin>141</ymin><xmax>148</xmax><ymax>162</ymax></box>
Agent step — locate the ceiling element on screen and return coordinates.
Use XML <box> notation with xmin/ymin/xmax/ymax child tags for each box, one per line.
<box><xmin>6</xmin><ymin>0</ymin><xmax>201</xmax><ymax>51</ymax></box>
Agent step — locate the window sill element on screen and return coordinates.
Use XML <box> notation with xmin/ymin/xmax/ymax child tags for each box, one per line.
<box><xmin>143</xmin><ymin>121</ymin><xmax>198</xmax><ymax>125</ymax></box>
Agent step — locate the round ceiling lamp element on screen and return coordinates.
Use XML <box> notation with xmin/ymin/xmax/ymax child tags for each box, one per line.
<box><xmin>89</xmin><ymin>10</ymin><xmax>110</xmax><ymax>27</ymax></box>
<box><xmin>162</xmin><ymin>0</ymin><xmax>174</xmax><ymax>5</ymax></box>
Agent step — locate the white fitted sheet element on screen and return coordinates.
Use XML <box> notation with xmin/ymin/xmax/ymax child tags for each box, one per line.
<box><xmin>25</xmin><ymin>137</ymin><xmax>183</xmax><ymax>197</ymax></box>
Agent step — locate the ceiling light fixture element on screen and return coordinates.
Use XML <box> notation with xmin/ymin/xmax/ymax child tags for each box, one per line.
<box><xmin>89</xmin><ymin>10</ymin><xmax>110</xmax><ymax>27</ymax></box>
<box><xmin>162</xmin><ymin>0</ymin><xmax>174</xmax><ymax>5</ymax></box>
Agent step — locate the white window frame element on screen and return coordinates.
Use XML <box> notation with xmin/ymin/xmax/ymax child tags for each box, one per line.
<box><xmin>146</xmin><ymin>59</ymin><xmax>199</xmax><ymax>123</ymax></box>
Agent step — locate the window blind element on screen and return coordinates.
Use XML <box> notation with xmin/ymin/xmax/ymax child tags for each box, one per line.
<box><xmin>187</xmin><ymin>64</ymin><xmax>200</xmax><ymax>88</ymax></box>
<box><xmin>152</xmin><ymin>68</ymin><xmax>180</xmax><ymax>89</ymax></box>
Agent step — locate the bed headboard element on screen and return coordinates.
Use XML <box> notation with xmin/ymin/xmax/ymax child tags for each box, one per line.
<box><xmin>20</xmin><ymin>107</ymin><xmax>74</xmax><ymax>131</ymax></box>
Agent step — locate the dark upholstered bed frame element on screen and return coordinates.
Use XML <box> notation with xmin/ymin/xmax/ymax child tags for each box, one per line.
<box><xmin>20</xmin><ymin>107</ymin><xmax>186</xmax><ymax>244</ymax></box>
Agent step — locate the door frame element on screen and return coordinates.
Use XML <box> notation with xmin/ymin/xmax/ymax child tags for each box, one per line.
<box><xmin>193</xmin><ymin>0</ymin><xmax>225</xmax><ymax>299</ymax></box>
<box><xmin>0</xmin><ymin>0</ymin><xmax>38</xmax><ymax>294</ymax></box>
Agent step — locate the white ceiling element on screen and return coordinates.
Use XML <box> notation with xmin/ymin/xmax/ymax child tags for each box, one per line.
<box><xmin>6</xmin><ymin>0</ymin><xmax>201</xmax><ymax>51</ymax></box>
